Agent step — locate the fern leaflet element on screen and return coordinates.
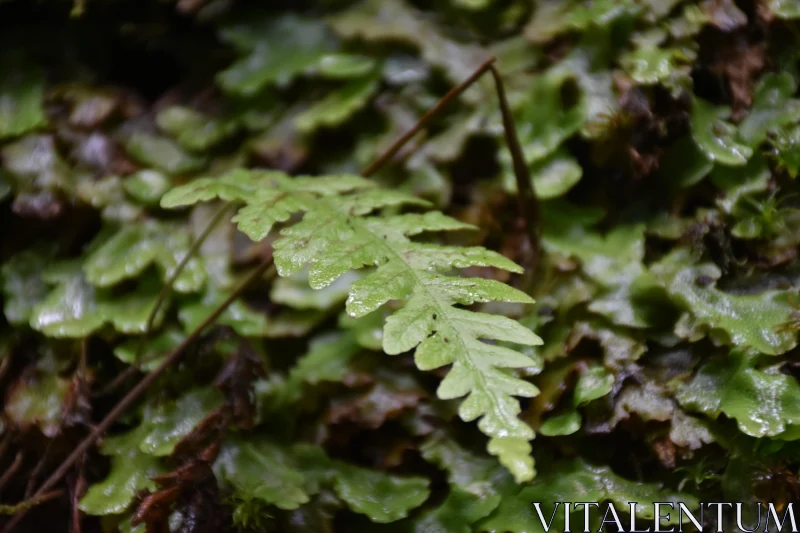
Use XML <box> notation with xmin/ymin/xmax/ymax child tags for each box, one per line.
<box><xmin>161</xmin><ymin>169</ymin><xmax>542</xmax><ymax>481</ymax></box>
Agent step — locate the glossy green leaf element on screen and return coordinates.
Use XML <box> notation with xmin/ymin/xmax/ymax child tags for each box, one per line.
<box><xmin>539</xmin><ymin>363</ymin><xmax>612</xmax><ymax>437</ymax></box>
<box><xmin>29</xmin><ymin>261</ymin><xmax>163</xmax><ymax>338</ymax></box>
<box><xmin>420</xmin><ymin>431</ymin><xmax>510</xmax><ymax>493</ymax></box>
<box><xmin>215</xmin><ymin>435</ymin><xmax>430</xmax><ymax>520</ymax></box>
<box><xmin>163</xmin><ymin>168</ymin><xmax>541</xmax><ymax>482</ymax></box>
<box><xmin>738</xmin><ymin>73</ymin><xmax>800</xmax><ymax>147</ymax></box>
<box><xmin>573</xmin><ymin>365</ymin><xmax>614</xmax><ymax>406</ymax></box>
<box><xmin>419</xmin><ymin>433</ymin><xmax>509</xmax><ymax>530</ymax></box>
<box><xmin>539</xmin><ymin>411</ymin><xmax>582</xmax><ymax>436</ymax></box>
<box><xmin>331</xmin><ymin>455</ymin><xmax>431</xmax><ymax>522</ymax></box>
<box><xmin>295</xmin><ymin>73</ymin><xmax>380</xmax><ymax>134</ymax></box>
<box><xmin>139</xmin><ymin>387</ymin><xmax>224</xmax><ymax>456</ymax></box>
<box><xmin>545</xmin><ymin>223</ymin><xmax>644</xmax><ymax>286</ymax></box>
<box><xmin>678</xmin><ymin>349</ymin><xmax>800</xmax><ymax>438</ymax></box>
<box><xmin>478</xmin><ymin>458</ymin><xmax>699</xmax><ymax>533</ymax></box>
<box><xmin>563</xmin><ymin>0</ymin><xmax>642</xmax><ymax>30</ymax></box>
<box><xmin>83</xmin><ymin>221</ymin><xmax>206</xmax><ymax>292</ymax></box>
<box><xmin>620</xmin><ymin>46</ymin><xmax>675</xmax><ymax>85</ymax></box>
<box><xmin>412</xmin><ymin>487</ymin><xmax>499</xmax><ymax>533</ymax></box>
<box><xmin>690</xmin><ymin>98</ymin><xmax>753</xmax><ymax>166</ymax></box>
<box><xmin>710</xmin><ymin>152</ymin><xmax>771</xmax><ymax>213</ymax></box>
<box><xmin>333</xmin><ymin>465</ymin><xmax>430</xmax><ymax>523</ymax></box>
<box><xmin>79</xmin><ymin>426</ymin><xmax>166</xmax><ymax>515</ymax></box>
<box><xmin>652</xmin><ymin>249</ymin><xmax>797</xmax><ymax>355</ymax></box>
<box><xmin>545</xmin><ymin>223</ymin><xmax>664</xmax><ymax>328</ymax></box>
<box><xmin>773</xmin><ymin>123</ymin><xmax>800</xmax><ymax>178</ymax></box>
<box><xmin>122</xmin><ymin>170</ymin><xmax>173</xmax><ymax>206</ymax></box>
<box><xmin>215</xmin><ymin>436</ymin><xmax>314</xmax><ymax>510</ymax></box>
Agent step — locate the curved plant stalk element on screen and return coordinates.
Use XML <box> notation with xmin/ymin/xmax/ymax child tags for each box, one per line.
<box><xmin>361</xmin><ymin>56</ymin><xmax>497</xmax><ymax>177</ymax></box>
<box><xmin>488</xmin><ymin>64</ymin><xmax>541</xmax><ymax>281</ymax></box>
<box><xmin>0</xmin><ymin>452</ymin><xmax>22</xmax><ymax>493</ymax></box>
<box><xmin>363</xmin><ymin>57</ymin><xmax>541</xmax><ymax>279</ymax></box>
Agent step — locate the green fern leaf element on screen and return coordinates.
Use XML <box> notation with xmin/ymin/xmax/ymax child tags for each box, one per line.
<box><xmin>162</xmin><ymin>169</ymin><xmax>542</xmax><ymax>482</ymax></box>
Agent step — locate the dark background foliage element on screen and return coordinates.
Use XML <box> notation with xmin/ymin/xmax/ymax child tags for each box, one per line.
<box><xmin>1</xmin><ymin>0</ymin><xmax>800</xmax><ymax>532</ymax></box>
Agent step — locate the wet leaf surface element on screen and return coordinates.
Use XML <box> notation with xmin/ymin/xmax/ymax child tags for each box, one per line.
<box><xmin>139</xmin><ymin>387</ymin><xmax>224</xmax><ymax>456</ymax></box>
<box><xmin>79</xmin><ymin>426</ymin><xmax>167</xmax><ymax>516</ymax></box>
<box><xmin>652</xmin><ymin>249</ymin><xmax>797</xmax><ymax>355</ymax></box>
<box><xmin>477</xmin><ymin>458</ymin><xmax>698</xmax><ymax>533</ymax></box>
<box><xmin>690</xmin><ymin>98</ymin><xmax>753</xmax><ymax>166</ymax></box>
<box><xmin>215</xmin><ymin>435</ymin><xmax>430</xmax><ymax>521</ymax></box>
<box><xmin>296</xmin><ymin>73</ymin><xmax>380</xmax><ymax>134</ymax></box>
<box><xmin>678</xmin><ymin>349</ymin><xmax>800</xmax><ymax>438</ymax></box>
<box><xmin>83</xmin><ymin>221</ymin><xmax>206</xmax><ymax>292</ymax></box>
<box><xmin>29</xmin><ymin>260</ymin><xmax>163</xmax><ymax>337</ymax></box>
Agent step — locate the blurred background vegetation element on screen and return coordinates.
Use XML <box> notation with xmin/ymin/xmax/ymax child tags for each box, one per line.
<box><xmin>2</xmin><ymin>0</ymin><xmax>800</xmax><ymax>532</ymax></box>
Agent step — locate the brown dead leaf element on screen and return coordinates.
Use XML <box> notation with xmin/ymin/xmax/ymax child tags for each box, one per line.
<box><xmin>704</xmin><ymin>31</ymin><xmax>766</xmax><ymax>121</ymax></box>
<box><xmin>325</xmin><ymin>381</ymin><xmax>426</xmax><ymax>430</ymax></box>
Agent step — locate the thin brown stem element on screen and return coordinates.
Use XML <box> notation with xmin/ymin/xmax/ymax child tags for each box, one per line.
<box><xmin>0</xmin><ymin>490</ymin><xmax>63</xmax><ymax>516</ymax></box>
<box><xmin>0</xmin><ymin>434</ymin><xmax>11</xmax><ymax>467</ymax></box>
<box><xmin>94</xmin><ymin>202</ymin><xmax>234</xmax><ymax>398</ymax></box>
<box><xmin>488</xmin><ymin>65</ymin><xmax>541</xmax><ymax>279</ymax></box>
<box><xmin>0</xmin><ymin>452</ymin><xmax>22</xmax><ymax>493</ymax></box>
<box><xmin>24</xmin><ymin>439</ymin><xmax>53</xmax><ymax>498</ymax></box>
<box><xmin>360</xmin><ymin>57</ymin><xmax>541</xmax><ymax>279</ymax></box>
<box><xmin>361</xmin><ymin>56</ymin><xmax>497</xmax><ymax>177</ymax></box>
<box><xmin>71</xmin><ymin>461</ymin><xmax>86</xmax><ymax>533</ymax></box>
<box><xmin>3</xmin><ymin>260</ymin><xmax>275</xmax><ymax>533</ymax></box>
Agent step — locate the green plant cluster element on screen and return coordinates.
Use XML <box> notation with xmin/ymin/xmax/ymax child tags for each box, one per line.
<box><xmin>1</xmin><ymin>0</ymin><xmax>800</xmax><ymax>532</ymax></box>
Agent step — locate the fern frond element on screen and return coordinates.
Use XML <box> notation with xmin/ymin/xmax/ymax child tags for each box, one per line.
<box><xmin>162</xmin><ymin>169</ymin><xmax>542</xmax><ymax>482</ymax></box>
